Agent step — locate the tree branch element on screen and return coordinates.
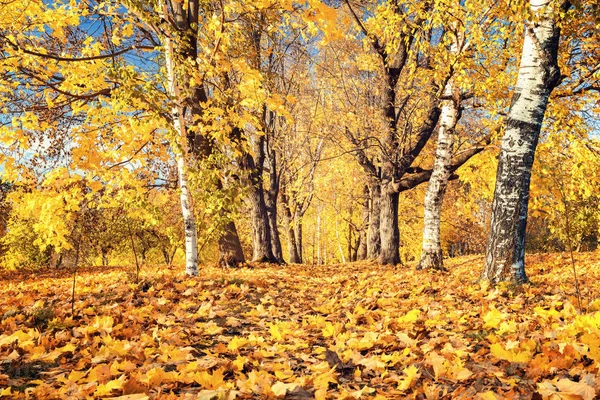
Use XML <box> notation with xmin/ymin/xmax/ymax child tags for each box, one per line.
<box><xmin>397</xmin><ymin>144</ymin><xmax>487</xmax><ymax>192</ymax></box>
<box><xmin>3</xmin><ymin>37</ymin><xmax>154</xmax><ymax>62</ymax></box>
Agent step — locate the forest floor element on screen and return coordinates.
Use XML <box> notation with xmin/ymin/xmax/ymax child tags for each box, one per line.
<box><xmin>1</xmin><ymin>253</ymin><xmax>600</xmax><ymax>399</ymax></box>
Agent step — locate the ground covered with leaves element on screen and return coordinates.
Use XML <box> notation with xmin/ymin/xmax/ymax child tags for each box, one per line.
<box><xmin>1</xmin><ymin>253</ymin><xmax>600</xmax><ymax>399</ymax></box>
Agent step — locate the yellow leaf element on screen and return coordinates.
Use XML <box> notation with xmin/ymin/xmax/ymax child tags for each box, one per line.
<box><xmin>483</xmin><ymin>307</ymin><xmax>505</xmax><ymax>329</ymax></box>
<box><xmin>490</xmin><ymin>343</ymin><xmax>531</xmax><ymax>363</ymax></box>
<box><xmin>552</xmin><ymin>375</ymin><xmax>596</xmax><ymax>400</ymax></box>
<box><xmin>476</xmin><ymin>391</ymin><xmax>500</xmax><ymax>400</ymax></box>
<box><xmin>192</xmin><ymin>368</ymin><xmax>226</xmax><ymax>389</ymax></box>
<box><xmin>358</xmin><ymin>356</ymin><xmax>386</xmax><ymax>371</ymax></box>
<box><xmin>95</xmin><ymin>375</ymin><xmax>126</xmax><ymax>397</ymax></box>
<box><xmin>227</xmin><ymin>337</ymin><xmax>248</xmax><ymax>352</ymax></box>
<box><xmin>271</xmin><ymin>381</ymin><xmax>298</xmax><ymax>397</ymax></box>
<box><xmin>397</xmin><ymin>365</ymin><xmax>420</xmax><ymax>391</ymax></box>
<box><xmin>269</xmin><ymin>324</ymin><xmax>283</xmax><ymax>341</ymax></box>
<box><xmin>321</xmin><ymin>322</ymin><xmax>337</xmax><ymax>338</ymax></box>
<box><xmin>398</xmin><ymin>309</ymin><xmax>421</xmax><ymax>324</ymax></box>
<box><xmin>196</xmin><ymin>390</ymin><xmax>239</xmax><ymax>400</ymax></box>
<box><xmin>232</xmin><ymin>355</ymin><xmax>248</xmax><ymax>371</ymax></box>
<box><xmin>427</xmin><ymin>352</ymin><xmax>447</xmax><ymax>380</ymax></box>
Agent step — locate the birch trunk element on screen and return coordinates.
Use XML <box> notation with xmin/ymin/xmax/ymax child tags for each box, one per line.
<box><xmin>164</xmin><ymin>33</ymin><xmax>198</xmax><ymax>277</ymax></box>
<box><xmin>482</xmin><ymin>0</ymin><xmax>565</xmax><ymax>283</ymax></box>
<box><xmin>418</xmin><ymin>77</ymin><xmax>460</xmax><ymax>270</ymax></box>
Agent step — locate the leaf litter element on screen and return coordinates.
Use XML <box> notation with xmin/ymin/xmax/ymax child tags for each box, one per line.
<box><xmin>1</xmin><ymin>252</ymin><xmax>600</xmax><ymax>399</ymax></box>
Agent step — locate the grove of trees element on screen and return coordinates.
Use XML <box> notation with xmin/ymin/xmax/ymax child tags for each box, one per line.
<box><xmin>1</xmin><ymin>0</ymin><xmax>599</xmax><ymax>284</ymax></box>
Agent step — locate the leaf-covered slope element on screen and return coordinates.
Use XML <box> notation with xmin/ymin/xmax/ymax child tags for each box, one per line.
<box><xmin>1</xmin><ymin>253</ymin><xmax>600</xmax><ymax>399</ymax></box>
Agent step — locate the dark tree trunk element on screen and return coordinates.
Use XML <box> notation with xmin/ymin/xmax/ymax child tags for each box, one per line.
<box><xmin>237</xmin><ymin>128</ymin><xmax>278</xmax><ymax>263</ymax></box>
<box><xmin>266</xmin><ymin>200</ymin><xmax>283</xmax><ymax>263</ymax></box>
<box><xmin>101</xmin><ymin>247</ymin><xmax>109</xmax><ymax>267</ymax></box>
<box><xmin>294</xmin><ymin>216</ymin><xmax>303</xmax><ymax>264</ymax></box>
<box><xmin>378</xmin><ymin>185</ymin><xmax>401</xmax><ymax>265</ymax></box>
<box><xmin>265</xmin><ymin>147</ymin><xmax>284</xmax><ymax>263</ymax></box>
<box><xmin>285</xmin><ymin>222</ymin><xmax>300</xmax><ymax>263</ymax></box>
<box><xmin>219</xmin><ymin>220</ymin><xmax>246</xmax><ymax>267</ymax></box>
<box><xmin>482</xmin><ymin>0</ymin><xmax>567</xmax><ymax>284</ymax></box>
<box><xmin>281</xmin><ymin>182</ymin><xmax>301</xmax><ymax>263</ymax></box>
<box><xmin>247</xmin><ymin>180</ymin><xmax>277</xmax><ymax>263</ymax></box>
<box><xmin>357</xmin><ymin>185</ymin><xmax>369</xmax><ymax>260</ymax></box>
<box><xmin>161</xmin><ymin>248</ymin><xmax>171</xmax><ymax>265</ymax></box>
<box><xmin>367</xmin><ymin>181</ymin><xmax>381</xmax><ymax>259</ymax></box>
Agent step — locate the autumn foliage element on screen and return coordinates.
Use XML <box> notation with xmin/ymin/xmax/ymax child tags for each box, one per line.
<box><xmin>1</xmin><ymin>253</ymin><xmax>600</xmax><ymax>399</ymax></box>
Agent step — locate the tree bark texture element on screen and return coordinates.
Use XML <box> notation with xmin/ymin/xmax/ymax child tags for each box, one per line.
<box><xmin>218</xmin><ymin>220</ymin><xmax>246</xmax><ymax>267</ymax></box>
<box><xmin>265</xmin><ymin>139</ymin><xmax>284</xmax><ymax>263</ymax></box>
<box><xmin>378</xmin><ymin>186</ymin><xmax>401</xmax><ymax>265</ymax></box>
<box><xmin>367</xmin><ymin>181</ymin><xmax>381</xmax><ymax>259</ymax></box>
<box><xmin>418</xmin><ymin>38</ymin><xmax>461</xmax><ymax>270</ymax></box>
<box><xmin>482</xmin><ymin>0</ymin><xmax>565</xmax><ymax>283</ymax></box>
<box><xmin>163</xmin><ymin>24</ymin><xmax>198</xmax><ymax>277</ymax></box>
<box><xmin>281</xmin><ymin>185</ymin><xmax>301</xmax><ymax>263</ymax></box>
<box><xmin>357</xmin><ymin>185</ymin><xmax>369</xmax><ymax>260</ymax></box>
<box><xmin>161</xmin><ymin>0</ymin><xmax>247</xmax><ymax>272</ymax></box>
<box><xmin>294</xmin><ymin>215</ymin><xmax>303</xmax><ymax>264</ymax></box>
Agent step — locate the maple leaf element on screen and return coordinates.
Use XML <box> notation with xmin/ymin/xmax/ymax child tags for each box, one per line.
<box><xmin>94</xmin><ymin>374</ymin><xmax>126</xmax><ymax>397</ymax></box>
<box><xmin>490</xmin><ymin>343</ymin><xmax>532</xmax><ymax>363</ymax></box>
<box><xmin>483</xmin><ymin>307</ymin><xmax>505</xmax><ymax>329</ymax></box>
<box><xmin>192</xmin><ymin>368</ymin><xmax>227</xmax><ymax>390</ymax></box>
<box><xmin>397</xmin><ymin>365</ymin><xmax>420</xmax><ymax>391</ymax></box>
<box><xmin>271</xmin><ymin>381</ymin><xmax>298</xmax><ymax>396</ymax></box>
<box><xmin>196</xmin><ymin>390</ymin><xmax>239</xmax><ymax>400</ymax></box>
<box><xmin>537</xmin><ymin>374</ymin><xmax>597</xmax><ymax>400</ymax></box>
<box><xmin>398</xmin><ymin>309</ymin><xmax>421</xmax><ymax>324</ymax></box>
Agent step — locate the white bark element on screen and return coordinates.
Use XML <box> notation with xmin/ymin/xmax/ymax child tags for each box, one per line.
<box><xmin>483</xmin><ymin>0</ymin><xmax>564</xmax><ymax>283</ymax></box>
<box><xmin>418</xmin><ymin>28</ymin><xmax>463</xmax><ymax>270</ymax></box>
<box><xmin>164</xmin><ymin>29</ymin><xmax>199</xmax><ymax>277</ymax></box>
<box><xmin>419</xmin><ymin>91</ymin><xmax>459</xmax><ymax>269</ymax></box>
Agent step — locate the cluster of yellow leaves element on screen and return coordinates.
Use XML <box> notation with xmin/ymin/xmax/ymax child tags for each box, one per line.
<box><xmin>1</xmin><ymin>253</ymin><xmax>600</xmax><ymax>398</ymax></box>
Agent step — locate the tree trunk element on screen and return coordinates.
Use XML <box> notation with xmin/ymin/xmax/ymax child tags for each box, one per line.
<box><xmin>317</xmin><ymin>203</ymin><xmax>322</xmax><ymax>265</ymax></box>
<box><xmin>357</xmin><ymin>185</ymin><xmax>369</xmax><ymax>260</ymax></box>
<box><xmin>482</xmin><ymin>0</ymin><xmax>566</xmax><ymax>284</ymax></box>
<box><xmin>100</xmin><ymin>246</ymin><xmax>109</xmax><ymax>267</ymax></box>
<box><xmin>164</xmin><ymin>30</ymin><xmax>198</xmax><ymax>277</ymax></box>
<box><xmin>294</xmin><ymin>215</ymin><xmax>303</xmax><ymax>264</ymax></box>
<box><xmin>161</xmin><ymin>248</ymin><xmax>171</xmax><ymax>265</ymax></box>
<box><xmin>265</xmin><ymin>148</ymin><xmax>284</xmax><ymax>263</ymax></box>
<box><xmin>237</xmin><ymin>128</ymin><xmax>278</xmax><ymax>263</ymax></box>
<box><xmin>378</xmin><ymin>184</ymin><xmax>401</xmax><ymax>265</ymax></box>
<box><xmin>213</xmin><ymin>177</ymin><xmax>246</xmax><ymax>267</ymax></box>
<box><xmin>285</xmin><ymin>220</ymin><xmax>300</xmax><ymax>263</ymax></box>
<box><xmin>266</xmin><ymin>201</ymin><xmax>283</xmax><ymax>263</ymax></box>
<box><xmin>281</xmin><ymin>184</ymin><xmax>301</xmax><ymax>263</ymax></box>
<box><xmin>367</xmin><ymin>181</ymin><xmax>381</xmax><ymax>259</ymax></box>
<box><xmin>347</xmin><ymin>221</ymin><xmax>353</xmax><ymax>262</ymax></box>
<box><xmin>247</xmin><ymin>178</ymin><xmax>277</xmax><ymax>263</ymax></box>
<box><xmin>218</xmin><ymin>220</ymin><xmax>246</xmax><ymax>267</ymax></box>
<box><xmin>418</xmin><ymin>88</ymin><xmax>460</xmax><ymax>270</ymax></box>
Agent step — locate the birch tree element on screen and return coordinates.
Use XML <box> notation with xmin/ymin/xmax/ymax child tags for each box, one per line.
<box><xmin>482</xmin><ymin>0</ymin><xmax>571</xmax><ymax>283</ymax></box>
<box><xmin>161</xmin><ymin>6</ymin><xmax>198</xmax><ymax>276</ymax></box>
